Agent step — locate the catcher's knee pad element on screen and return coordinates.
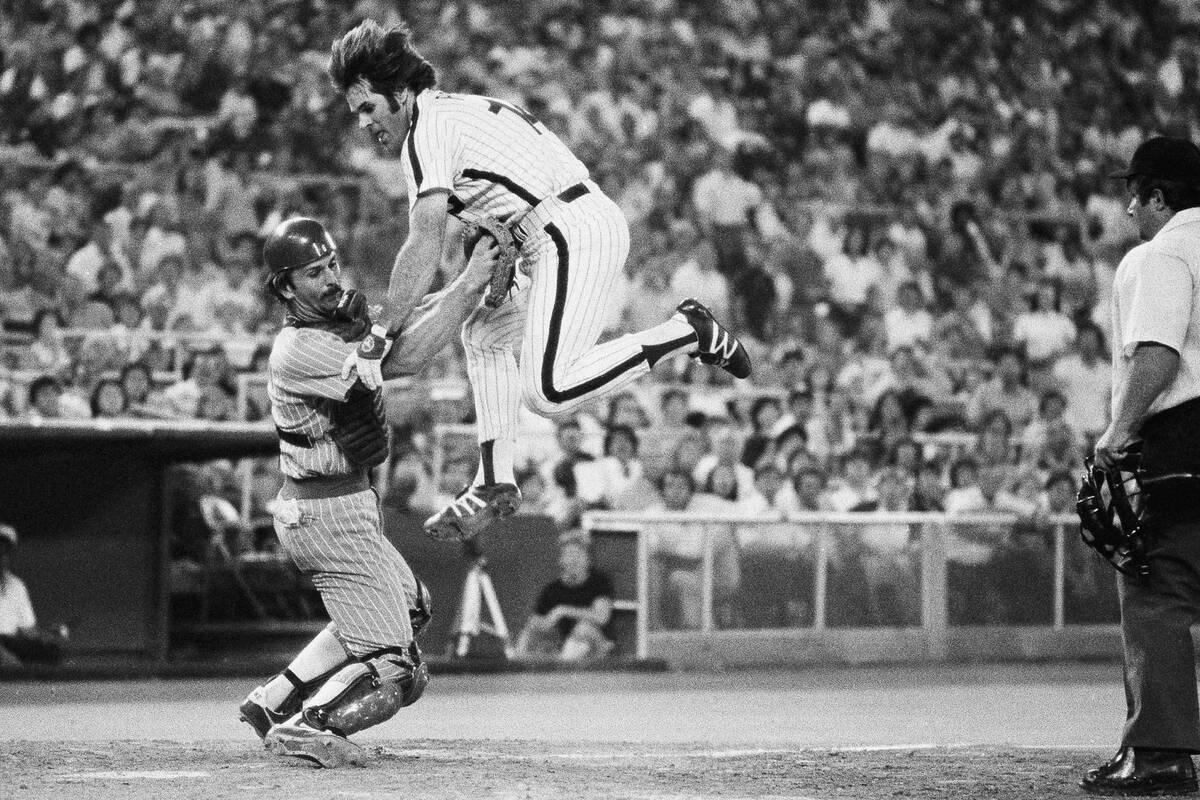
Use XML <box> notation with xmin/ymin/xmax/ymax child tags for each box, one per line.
<box><xmin>301</xmin><ymin>649</ymin><xmax>426</xmax><ymax>737</ymax></box>
<box><xmin>410</xmin><ymin>577</ymin><xmax>432</xmax><ymax>637</ymax></box>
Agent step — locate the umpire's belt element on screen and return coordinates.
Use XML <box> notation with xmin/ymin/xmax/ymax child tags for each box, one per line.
<box><xmin>512</xmin><ymin>180</ymin><xmax>593</xmax><ymax>248</ymax></box>
<box><xmin>280</xmin><ymin>471</ymin><xmax>370</xmax><ymax>501</ymax></box>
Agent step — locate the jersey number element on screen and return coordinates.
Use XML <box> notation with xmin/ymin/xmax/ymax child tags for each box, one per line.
<box><xmin>485</xmin><ymin>98</ymin><xmax>542</xmax><ymax>134</ymax></box>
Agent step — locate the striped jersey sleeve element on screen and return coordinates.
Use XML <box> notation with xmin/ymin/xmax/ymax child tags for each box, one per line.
<box><xmin>269</xmin><ymin>327</ymin><xmax>356</xmax><ymax>401</ymax></box>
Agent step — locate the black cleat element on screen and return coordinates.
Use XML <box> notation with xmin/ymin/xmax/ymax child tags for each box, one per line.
<box><xmin>675</xmin><ymin>298</ymin><xmax>752</xmax><ymax>379</ymax></box>
<box><xmin>239</xmin><ymin>686</ymin><xmax>296</xmax><ymax>741</ymax></box>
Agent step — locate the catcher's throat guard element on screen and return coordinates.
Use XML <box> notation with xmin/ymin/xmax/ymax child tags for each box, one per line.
<box><xmin>1077</xmin><ymin>452</ymin><xmax>1150</xmax><ymax>580</ymax></box>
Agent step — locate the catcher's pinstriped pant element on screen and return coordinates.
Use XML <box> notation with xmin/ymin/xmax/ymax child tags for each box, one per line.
<box><xmin>273</xmin><ymin>488</ymin><xmax>417</xmax><ymax>657</ymax></box>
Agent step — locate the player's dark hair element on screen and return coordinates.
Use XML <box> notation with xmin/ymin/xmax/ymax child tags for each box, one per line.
<box><xmin>328</xmin><ymin>20</ymin><xmax>437</xmax><ymax>97</ymax></box>
<box><xmin>1131</xmin><ymin>175</ymin><xmax>1200</xmax><ymax>212</ymax></box>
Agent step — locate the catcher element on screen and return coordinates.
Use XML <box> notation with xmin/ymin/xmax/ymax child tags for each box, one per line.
<box><xmin>240</xmin><ymin>217</ymin><xmax>500</xmax><ymax>768</ymax></box>
<box><xmin>1078</xmin><ymin>136</ymin><xmax>1200</xmax><ymax>797</ymax></box>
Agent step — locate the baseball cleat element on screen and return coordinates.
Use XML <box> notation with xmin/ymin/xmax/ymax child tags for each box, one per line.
<box><xmin>264</xmin><ymin>718</ymin><xmax>365</xmax><ymax>768</ymax></box>
<box><xmin>423</xmin><ymin>482</ymin><xmax>521</xmax><ymax>541</ymax></box>
<box><xmin>239</xmin><ymin>686</ymin><xmax>295</xmax><ymax>741</ymax></box>
<box><xmin>675</xmin><ymin>298</ymin><xmax>752</xmax><ymax>379</ymax></box>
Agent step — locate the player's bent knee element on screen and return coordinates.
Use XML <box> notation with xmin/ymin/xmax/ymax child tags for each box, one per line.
<box><xmin>520</xmin><ymin>384</ymin><xmax>568</xmax><ymax>418</ymax></box>
<box><xmin>300</xmin><ymin>648</ymin><xmax>427</xmax><ymax>737</ymax></box>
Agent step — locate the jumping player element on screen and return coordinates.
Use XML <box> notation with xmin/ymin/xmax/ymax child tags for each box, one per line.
<box><xmin>238</xmin><ymin>216</ymin><xmax>500</xmax><ymax>767</ymax></box>
<box><xmin>328</xmin><ymin>19</ymin><xmax>753</xmax><ymax>542</ymax></box>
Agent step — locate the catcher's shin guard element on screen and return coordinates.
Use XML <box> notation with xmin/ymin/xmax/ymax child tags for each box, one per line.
<box><xmin>239</xmin><ymin>664</ymin><xmax>348</xmax><ymax>740</ymax></box>
<box><xmin>301</xmin><ymin>649</ymin><xmax>426</xmax><ymax>737</ymax></box>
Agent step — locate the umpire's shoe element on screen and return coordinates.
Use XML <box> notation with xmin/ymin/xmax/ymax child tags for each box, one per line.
<box><xmin>675</xmin><ymin>298</ymin><xmax>752</xmax><ymax>379</ymax></box>
<box><xmin>264</xmin><ymin>716</ymin><xmax>365</xmax><ymax>769</ymax></box>
<box><xmin>1080</xmin><ymin>746</ymin><xmax>1198</xmax><ymax>795</ymax></box>
<box><xmin>424</xmin><ymin>482</ymin><xmax>521</xmax><ymax>541</ymax></box>
<box><xmin>239</xmin><ymin>686</ymin><xmax>296</xmax><ymax>741</ymax></box>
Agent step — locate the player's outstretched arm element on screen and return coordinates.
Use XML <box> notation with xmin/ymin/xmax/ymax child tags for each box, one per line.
<box><xmin>380</xmin><ymin>239</ymin><xmax>498</xmax><ymax>379</ymax></box>
<box><xmin>378</xmin><ymin>191</ymin><xmax>452</xmax><ymax>333</ymax></box>
<box><xmin>344</xmin><ymin>191</ymin><xmax>454</xmax><ymax>388</ymax></box>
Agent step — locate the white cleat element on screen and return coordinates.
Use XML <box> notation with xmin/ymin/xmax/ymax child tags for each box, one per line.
<box><xmin>264</xmin><ymin>719</ymin><xmax>365</xmax><ymax>768</ymax></box>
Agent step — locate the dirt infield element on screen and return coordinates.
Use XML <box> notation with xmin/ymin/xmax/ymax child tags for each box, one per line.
<box><xmin>1</xmin><ymin>665</ymin><xmax>1125</xmax><ymax>798</ymax></box>
<box><xmin>2</xmin><ymin>740</ymin><xmax>1097</xmax><ymax>799</ymax></box>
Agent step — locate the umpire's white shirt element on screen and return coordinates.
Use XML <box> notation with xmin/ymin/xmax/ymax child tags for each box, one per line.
<box><xmin>1111</xmin><ymin>208</ymin><xmax>1200</xmax><ymax>418</ymax></box>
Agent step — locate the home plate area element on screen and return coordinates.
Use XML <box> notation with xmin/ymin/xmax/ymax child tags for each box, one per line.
<box><xmin>3</xmin><ymin>740</ymin><xmax>1100</xmax><ymax>800</ymax></box>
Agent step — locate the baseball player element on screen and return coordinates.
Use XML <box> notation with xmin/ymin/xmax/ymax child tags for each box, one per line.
<box><xmin>237</xmin><ymin>216</ymin><xmax>500</xmax><ymax>767</ymax></box>
<box><xmin>328</xmin><ymin>20</ymin><xmax>753</xmax><ymax>542</ymax></box>
<box><xmin>1080</xmin><ymin>136</ymin><xmax>1200</xmax><ymax>796</ymax></box>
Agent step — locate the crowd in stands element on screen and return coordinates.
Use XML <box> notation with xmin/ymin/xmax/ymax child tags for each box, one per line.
<box><xmin>3</xmin><ymin>0</ymin><xmax>1195</xmax><ymax>626</ymax></box>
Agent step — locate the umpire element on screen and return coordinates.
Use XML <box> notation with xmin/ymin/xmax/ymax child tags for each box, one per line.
<box><xmin>1082</xmin><ymin>136</ymin><xmax>1200</xmax><ymax>796</ymax></box>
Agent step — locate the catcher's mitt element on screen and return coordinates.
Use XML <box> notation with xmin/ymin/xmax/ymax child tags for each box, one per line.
<box><xmin>461</xmin><ymin>213</ymin><xmax>520</xmax><ymax>308</ymax></box>
<box><xmin>1077</xmin><ymin>452</ymin><xmax>1150</xmax><ymax>579</ymax></box>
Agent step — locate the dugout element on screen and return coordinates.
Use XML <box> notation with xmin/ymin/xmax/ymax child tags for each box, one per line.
<box><xmin>0</xmin><ymin>420</ymin><xmax>277</xmax><ymax>662</ymax></box>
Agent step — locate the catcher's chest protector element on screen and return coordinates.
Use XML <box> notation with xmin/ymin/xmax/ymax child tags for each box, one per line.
<box><xmin>329</xmin><ymin>386</ymin><xmax>390</xmax><ymax>469</ymax></box>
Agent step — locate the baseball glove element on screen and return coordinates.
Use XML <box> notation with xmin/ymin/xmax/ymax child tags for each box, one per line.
<box><xmin>461</xmin><ymin>213</ymin><xmax>520</xmax><ymax>308</ymax></box>
<box><xmin>1077</xmin><ymin>453</ymin><xmax>1150</xmax><ymax>579</ymax></box>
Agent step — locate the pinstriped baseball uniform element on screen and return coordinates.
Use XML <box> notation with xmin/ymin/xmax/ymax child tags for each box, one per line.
<box><xmin>268</xmin><ymin>325</ymin><xmax>417</xmax><ymax>656</ymax></box>
<box><xmin>400</xmin><ymin>91</ymin><xmax>695</xmax><ymax>446</ymax></box>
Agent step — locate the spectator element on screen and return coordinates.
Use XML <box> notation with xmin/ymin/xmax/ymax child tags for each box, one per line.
<box><xmin>119</xmin><ymin>361</ymin><xmax>167</xmax><ymax>418</ymax></box>
<box><xmin>515</xmin><ymin>531</ymin><xmax>615</xmax><ymax>662</ymax></box>
<box><xmin>1011</xmin><ymin>279</ymin><xmax>1076</xmax><ymax>365</ymax></box>
<box><xmin>740</xmin><ymin>395</ymin><xmax>783</xmax><ymax>470</ymax></box>
<box><xmin>825</xmin><ymin>448</ymin><xmax>878</xmax><ymax>511</ymax></box>
<box><xmin>0</xmin><ymin>524</ymin><xmax>66</xmax><ymax>666</ymax></box>
<box><xmin>25</xmin><ymin>376</ymin><xmax>65</xmax><ymax>421</ymax></box>
<box><xmin>880</xmin><ymin>273</ymin><xmax>932</xmax><ymax>346</ymax></box>
<box><xmin>966</xmin><ymin>348</ymin><xmax>1038</xmax><ymax>430</ymax></box>
<box><xmin>575</xmin><ymin>425</ymin><xmax>656</xmax><ymax>512</ymax></box>
<box><xmin>65</xmin><ymin>218</ymin><xmax>131</xmax><ymax>296</ymax></box>
<box><xmin>89</xmin><ymin>377</ymin><xmax>129</xmax><ymax>418</ymax></box>
<box><xmin>161</xmin><ymin>349</ymin><xmax>224</xmax><ymax>418</ymax></box>
<box><xmin>1051</xmin><ymin>323</ymin><xmax>1112</xmax><ymax>439</ymax></box>
<box><xmin>21</xmin><ymin>310</ymin><xmax>72</xmax><ymax>379</ymax></box>
<box><xmin>690</xmin><ymin>144</ymin><xmax>761</xmax><ymax>278</ymax></box>
<box><xmin>944</xmin><ymin>463</ymin><xmax>1039</xmax><ymax>625</ymax></box>
<box><xmin>647</xmin><ymin>468</ymin><xmax>740</xmax><ymax>629</ymax></box>
<box><xmin>851</xmin><ymin>466</ymin><xmax>921</xmax><ymax>626</ymax></box>
<box><xmin>773</xmin><ymin>387</ymin><xmax>834</xmax><ymax>463</ymax></box>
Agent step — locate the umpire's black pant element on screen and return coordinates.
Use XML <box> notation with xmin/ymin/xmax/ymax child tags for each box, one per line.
<box><xmin>1119</xmin><ymin>516</ymin><xmax>1200</xmax><ymax>751</ymax></box>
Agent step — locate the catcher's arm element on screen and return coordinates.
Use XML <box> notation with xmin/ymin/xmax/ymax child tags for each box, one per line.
<box><xmin>380</xmin><ymin>238</ymin><xmax>500</xmax><ymax>379</ymax></box>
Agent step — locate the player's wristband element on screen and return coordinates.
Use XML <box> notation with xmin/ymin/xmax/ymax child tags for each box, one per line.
<box><xmin>358</xmin><ymin>324</ymin><xmax>392</xmax><ymax>359</ymax></box>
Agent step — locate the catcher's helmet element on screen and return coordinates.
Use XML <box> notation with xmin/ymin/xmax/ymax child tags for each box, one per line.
<box><xmin>263</xmin><ymin>217</ymin><xmax>339</xmax><ymax>298</ymax></box>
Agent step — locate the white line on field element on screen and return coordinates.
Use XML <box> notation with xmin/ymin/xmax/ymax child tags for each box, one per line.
<box><xmin>56</xmin><ymin>770</ymin><xmax>210</xmax><ymax>781</ymax></box>
<box><xmin>381</xmin><ymin>743</ymin><xmax>956</xmax><ymax>762</ymax></box>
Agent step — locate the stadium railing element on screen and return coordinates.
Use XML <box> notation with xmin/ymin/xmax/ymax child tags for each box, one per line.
<box><xmin>582</xmin><ymin>511</ymin><xmax>1115</xmax><ymax>665</ymax></box>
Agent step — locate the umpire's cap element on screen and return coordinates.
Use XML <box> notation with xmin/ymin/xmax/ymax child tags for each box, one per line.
<box><xmin>1110</xmin><ymin>136</ymin><xmax>1200</xmax><ymax>183</ymax></box>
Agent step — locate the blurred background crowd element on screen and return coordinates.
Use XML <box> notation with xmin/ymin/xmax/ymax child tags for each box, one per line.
<box><xmin>1</xmin><ymin>0</ymin><xmax>1196</xmax><ymax>628</ymax></box>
